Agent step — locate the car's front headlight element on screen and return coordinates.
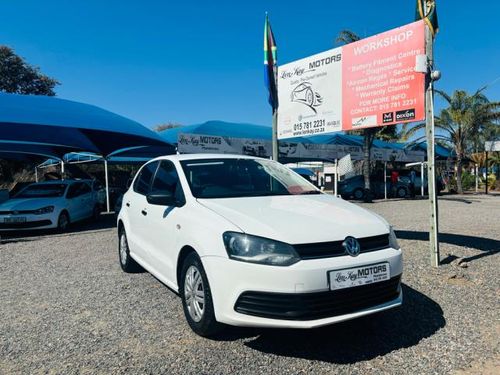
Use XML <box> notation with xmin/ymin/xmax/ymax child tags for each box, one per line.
<box><xmin>34</xmin><ymin>206</ymin><xmax>54</xmax><ymax>215</ymax></box>
<box><xmin>389</xmin><ymin>226</ymin><xmax>400</xmax><ymax>250</ymax></box>
<box><xmin>222</xmin><ymin>232</ymin><xmax>300</xmax><ymax>266</ymax></box>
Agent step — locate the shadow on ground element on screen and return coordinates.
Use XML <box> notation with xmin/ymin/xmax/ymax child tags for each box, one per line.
<box><xmin>0</xmin><ymin>212</ymin><xmax>116</xmax><ymax>244</ymax></box>
<box><xmin>396</xmin><ymin>230</ymin><xmax>499</xmax><ymax>263</ymax></box>
<box><xmin>228</xmin><ymin>284</ymin><xmax>445</xmax><ymax>364</ymax></box>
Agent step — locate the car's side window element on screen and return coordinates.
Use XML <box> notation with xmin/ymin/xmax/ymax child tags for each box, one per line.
<box><xmin>133</xmin><ymin>161</ymin><xmax>159</xmax><ymax>196</ymax></box>
<box><xmin>79</xmin><ymin>183</ymin><xmax>92</xmax><ymax>196</ymax></box>
<box><xmin>151</xmin><ymin>161</ymin><xmax>185</xmax><ymax>204</ymax></box>
<box><xmin>66</xmin><ymin>183</ymin><xmax>82</xmax><ymax>199</ymax></box>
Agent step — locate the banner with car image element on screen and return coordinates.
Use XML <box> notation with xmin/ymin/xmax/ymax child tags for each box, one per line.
<box><xmin>277</xmin><ymin>21</ymin><xmax>425</xmax><ymax>139</ymax></box>
<box><xmin>177</xmin><ymin>133</ymin><xmax>424</xmax><ymax>162</ymax></box>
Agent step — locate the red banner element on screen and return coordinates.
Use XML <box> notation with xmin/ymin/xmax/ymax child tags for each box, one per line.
<box><xmin>342</xmin><ymin>21</ymin><xmax>425</xmax><ymax>131</ymax></box>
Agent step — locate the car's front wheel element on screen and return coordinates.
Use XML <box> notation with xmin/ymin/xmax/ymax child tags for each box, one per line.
<box><xmin>180</xmin><ymin>252</ymin><xmax>222</xmax><ymax>337</ymax></box>
<box><xmin>118</xmin><ymin>228</ymin><xmax>143</xmax><ymax>273</ymax></box>
<box><xmin>57</xmin><ymin>211</ymin><xmax>70</xmax><ymax>232</ymax></box>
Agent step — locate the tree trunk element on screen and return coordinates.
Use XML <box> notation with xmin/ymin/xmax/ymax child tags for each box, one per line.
<box><xmin>456</xmin><ymin>157</ymin><xmax>463</xmax><ymax>194</ymax></box>
<box><xmin>363</xmin><ymin>129</ymin><xmax>374</xmax><ymax>202</ymax></box>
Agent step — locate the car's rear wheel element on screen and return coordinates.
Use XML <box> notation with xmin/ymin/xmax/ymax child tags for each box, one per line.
<box><xmin>180</xmin><ymin>252</ymin><xmax>223</xmax><ymax>337</ymax></box>
<box><xmin>57</xmin><ymin>211</ymin><xmax>70</xmax><ymax>232</ymax></box>
<box><xmin>397</xmin><ymin>187</ymin><xmax>408</xmax><ymax>198</ymax></box>
<box><xmin>92</xmin><ymin>205</ymin><xmax>101</xmax><ymax>221</ymax></box>
<box><xmin>353</xmin><ymin>188</ymin><xmax>365</xmax><ymax>200</ymax></box>
<box><xmin>118</xmin><ymin>228</ymin><xmax>143</xmax><ymax>273</ymax></box>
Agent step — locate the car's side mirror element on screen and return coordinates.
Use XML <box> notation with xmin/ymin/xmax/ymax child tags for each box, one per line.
<box><xmin>146</xmin><ymin>191</ymin><xmax>177</xmax><ymax>206</ymax></box>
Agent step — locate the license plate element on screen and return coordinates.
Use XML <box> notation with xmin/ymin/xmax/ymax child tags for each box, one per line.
<box><xmin>4</xmin><ymin>217</ymin><xmax>27</xmax><ymax>223</ymax></box>
<box><xmin>328</xmin><ymin>262</ymin><xmax>390</xmax><ymax>290</ymax></box>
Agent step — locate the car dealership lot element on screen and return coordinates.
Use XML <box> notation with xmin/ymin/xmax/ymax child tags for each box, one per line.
<box><xmin>1</xmin><ymin>197</ymin><xmax>499</xmax><ymax>374</ymax></box>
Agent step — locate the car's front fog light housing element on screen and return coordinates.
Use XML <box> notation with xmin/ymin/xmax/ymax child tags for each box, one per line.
<box><xmin>222</xmin><ymin>232</ymin><xmax>300</xmax><ymax>266</ymax></box>
<box><xmin>389</xmin><ymin>227</ymin><xmax>400</xmax><ymax>250</ymax></box>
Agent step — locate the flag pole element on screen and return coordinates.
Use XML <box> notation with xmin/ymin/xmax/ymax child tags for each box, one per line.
<box><xmin>424</xmin><ymin>1</ymin><xmax>440</xmax><ymax>267</ymax></box>
<box><xmin>272</xmin><ymin>109</ymin><xmax>278</xmax><ymax>161</ymax></box>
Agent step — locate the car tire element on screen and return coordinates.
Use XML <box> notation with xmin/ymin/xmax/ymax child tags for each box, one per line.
<box><xmin>353</xmin><ymin>188</ymin><xmax>365</xmax><ymax>200</ymax></box>
<box><xmin>92</xmin><ymin>205</ymin><xmax>101</xmax><ymax>221</ymax></box>
<box><xmin>57</xmin><ymin>211</ymin><xmax>70</xmax><ymax>232</ymax></box>
<box><xmin>118</xmin><ymin>228</ymin><xmax>143</xmax><ymax>273</ymax></box>
<box><xmin>397</xmin><ymin>187</ymin><xmax>408</xmax><ymax>198</ymax></box>
<box><xmin>180</xmin><ymin>252</ymin><xmax>223</xmax><ymax>337</ymax></box>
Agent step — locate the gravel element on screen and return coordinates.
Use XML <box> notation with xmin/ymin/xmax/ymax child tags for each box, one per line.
<box><xmin>1</xmin><ymin>194</ymin><xmax>499</xmax><ymax>374</ymax></box>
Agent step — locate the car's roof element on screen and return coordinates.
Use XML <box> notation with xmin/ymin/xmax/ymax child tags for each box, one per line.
<box><xmin>151</xmin><ymin>153</ymin><xmax>268</xmax><ymax>162</ymax></box>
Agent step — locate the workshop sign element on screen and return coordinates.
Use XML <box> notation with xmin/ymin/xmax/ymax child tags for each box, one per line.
<box><xmin>277</xmin><ymin>21</ymin><xmax>425</xmax><ymax>139</ymax></box>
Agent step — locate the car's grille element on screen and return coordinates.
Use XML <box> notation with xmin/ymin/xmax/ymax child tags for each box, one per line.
<box><xmin>293</xmin><ymin>234</ymin><xmax>389</xmax><ymax>259</ymax></box>
<box><xmin>234</xmin><ymin>275</ymin><xmax>401</xmax><ymax>321</ymax></box>
<box><xmin>0</xmin><ymin>220</ymin><xmax>52</xmax><ymax>229</ymax></box>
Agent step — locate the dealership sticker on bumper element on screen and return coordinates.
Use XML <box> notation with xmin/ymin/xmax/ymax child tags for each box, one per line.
<box><xmin>328</xmin><ymin>262</ymin><xmax>390</xmax><ymax>290</ymax></box>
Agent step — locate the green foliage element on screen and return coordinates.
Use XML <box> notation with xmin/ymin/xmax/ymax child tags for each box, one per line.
<box><xmin>460</xmin><ymin>171</ymin><xmax>475</xmax><ymax>191</ymax></box>
<box><xmin>0</xmin><ymin>45</ymin><xmax>59</xmax><ymax>96</ymax></box>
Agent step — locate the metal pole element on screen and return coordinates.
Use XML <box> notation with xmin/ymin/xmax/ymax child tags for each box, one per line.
<box><xmin>334</xmin><ymin>159</ymin><xmax>338</xmax><ymax>197</ymax></box>
<box><xmin>61</xmin><ymin>161</ymin><xmax>65</xmax><ymax>180</ymax></box>
<box><xmin>384</xmin><ymin>161</ymin><xmax>387</xmax><ymax>200</ymax></box>
<box><xmin>424</xmin><ymin>3</ymin><xmax>440</xmax><ymax>267</ymax></box>
<box><xmin>272</xmin><ymin>110</ymin><xmax>278</xmax><ymax>161</ymax></box>
<box><xmin>104</xmin><ymin>158</ymin><xmax>110</xmax><ymax>213</ymax></box>
<box><xmin>475</xmin><ymin>163</ymin><xmax>479</xmax><ymax>192</ymax></box>
<box><xmin>421</xmin><ymin>162</ymin><xmax>424</xmax><ymax>197</ymax></box>
<box><xmin>485</xmin><ymin>151</ymin><xmax>488</xmax><ymax>195</ymax></box>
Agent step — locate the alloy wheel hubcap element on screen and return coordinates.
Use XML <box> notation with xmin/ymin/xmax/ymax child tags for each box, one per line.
<box><xmin>184</xmin><ymin>265</ymin><xmax>205</xmax><ymax>322</ymax></box>
<box><xmin>119</xmin><ymin>234</ymin><xmax>128</xmax><ymax>265</ymax></box>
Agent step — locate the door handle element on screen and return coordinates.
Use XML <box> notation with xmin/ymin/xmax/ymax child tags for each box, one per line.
<box><xmin>141</xmin><ymin>209</ymin><xmax>147</xmax><ymax>216</ymax></box>
<box><xmin>126</xmin><ymin>202</ymin><xmax>130</xmax><ymax>207</ymax></box>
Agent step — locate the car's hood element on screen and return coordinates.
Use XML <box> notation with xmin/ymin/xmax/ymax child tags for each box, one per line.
<box><xmin>0</xmin><ymin>198</ymin><xmax>61</xmax><ymax>211</ymax></box>
<box><xmin>197</xmin><ymin>194</ymin><xmax>389</xmax><ymax>244</ymax></box>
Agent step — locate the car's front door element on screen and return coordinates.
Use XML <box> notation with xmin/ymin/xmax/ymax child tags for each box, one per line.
<box><xmin>142</xmin><ymin>160</ymin><xmax>185</xmax><ymax>285</ymax></box>
<box><xmin>66</xmin><ymin>182</ymin><xmax>85</xmax><ymax>221</ymax></box>
<box><xmin>124</xmin><ymin>161</ymin><xmax>159</xmax><ymax>263</ymax></box>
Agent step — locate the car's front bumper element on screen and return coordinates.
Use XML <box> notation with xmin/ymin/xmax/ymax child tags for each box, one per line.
<box><xmin>202</xmin><ymin>247</ymin><xmax>403</xmax><ymax>328</ymax></box>
<box><xmin>0</xmin><ymin>213</ymin><xmax>57</xmax><ymax>230</ymax></box>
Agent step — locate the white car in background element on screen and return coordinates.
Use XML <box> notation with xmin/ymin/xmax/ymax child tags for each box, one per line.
<box><xmin>0</xmin><ymin>180</ymin><xmax>100</xmax><ymax>231</ymax></box>
<box><xmin>117</xmin><ymin>154</ymin><xmax>402</xmax><ymax>337</ymax></box>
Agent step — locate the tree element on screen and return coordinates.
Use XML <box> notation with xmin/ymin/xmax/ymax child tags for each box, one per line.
<box><xmin>336</xmin><ymin>30</ymin><xmax>400</xmax><ymax>202</ymax></box>
<box><xmin>403</xmin><ymin>89</ymin><xmax>500</xmax><ymax>193</ymax></box>
<box><xmin>153</xmin><ymin>122</ymin><xmax>182</xmax><ymax>132</ymax></box>
<box><xmin>0</xmin><ymin>45</ymin><xmax>59</xmax><ymax>96</ymax></box>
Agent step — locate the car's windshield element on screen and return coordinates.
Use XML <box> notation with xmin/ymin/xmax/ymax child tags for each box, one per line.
<box><xmin>15</xmin><ymin>184</ymin><xmax>67</xmax><ymax>198</ymax></box>
<box><xmin>180</xmin><ymin>158</ymin><xmax>321</xmax><ymax>198</ymax></box>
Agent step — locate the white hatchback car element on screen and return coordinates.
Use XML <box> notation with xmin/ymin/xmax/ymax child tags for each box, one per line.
<box><xmin>117</xmin><ymin>154</ymin><xmax>402</xmax><ymax>337</ymax></box>
<box><xmin>0</xmin><ymin>180</ymin><xmax>100</xmax><ymax>231</ymax></box>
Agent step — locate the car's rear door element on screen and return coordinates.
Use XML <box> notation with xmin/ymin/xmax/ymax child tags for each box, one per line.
<box><xmin>141</xmin><ymin>160</ymin><xmax>185</xmax><ymax>284</ymax></box>
<box><xmin>124</xmin><ymin>161</ymin><xmax>159</xmax><ymax>263</ymax></box>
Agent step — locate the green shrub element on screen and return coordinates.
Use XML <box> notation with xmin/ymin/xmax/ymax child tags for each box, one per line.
<box><xmin>460</xmin><ymin>171</ymin><xmax>476</xmax><ymax>191</ymax></box>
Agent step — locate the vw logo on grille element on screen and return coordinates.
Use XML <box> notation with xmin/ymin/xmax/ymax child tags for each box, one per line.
<box><xmin>342</xmin><ymin>236</ymin><xmax>360</xmax><ymax>257</ymax></box>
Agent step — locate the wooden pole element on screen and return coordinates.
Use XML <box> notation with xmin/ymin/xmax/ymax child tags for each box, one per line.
<box><xmin>424</xmin><ymin>2</ymin><xmax>440</xmax><ymax>267</ymax></box>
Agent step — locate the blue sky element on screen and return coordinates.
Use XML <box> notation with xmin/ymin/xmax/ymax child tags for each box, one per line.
<box><xmin>1</xmin><ymin>0</ymin><xmax>499</xmax><ymax>129</ymax></box>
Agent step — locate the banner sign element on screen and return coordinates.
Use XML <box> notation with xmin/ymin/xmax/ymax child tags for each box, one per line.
<box><xmin>277</xmin><ymin>21</ymin><xmax>425</xmax><ymax>138</ymax></box>
<box><xmin>177</xmin><ymin>133</ymin><xmax>424</xmax><ymax>162</ymax></box>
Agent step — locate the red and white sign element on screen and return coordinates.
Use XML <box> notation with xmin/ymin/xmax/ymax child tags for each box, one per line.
<box><xmin>342</xmin><ymin>21</ymin><xmax>425</xmax><ymax>130</ymax></box>
<box><xmin>277</xmin><ymin>21</ymin><xmax>425</xmax><ymax>139</ymax></box>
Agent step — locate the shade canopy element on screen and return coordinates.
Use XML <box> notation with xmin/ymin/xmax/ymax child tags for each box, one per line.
<box><xmin>0</xmin><ymin>92</ymin><xmax>173</xmax><ymax>159</ymax></box>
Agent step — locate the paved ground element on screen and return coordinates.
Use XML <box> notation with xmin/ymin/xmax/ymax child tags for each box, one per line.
<box><xmin>1</xmin><ymin>195</ymin><xmax>499</xmax><ymax>374</ymax></box>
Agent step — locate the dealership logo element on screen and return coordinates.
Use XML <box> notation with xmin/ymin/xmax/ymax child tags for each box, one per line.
<box><xmin>396</xmin><ymin>108</ymin><xmax>416</xmax><ymax>121</ymax></box>
<box><xmin>291</xmin><ymin>82</ymin><xmax>323</xmax><ymax>114</ymax></box>
<box><xmin>382</xmin><ymin>112</ymin><xmax>394</xmax><ymax>123</ymax></box>
<box><xmin>342</xmin><ymin>236</ymin><xmax>361</xmax><ymax>257</ymax></box>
